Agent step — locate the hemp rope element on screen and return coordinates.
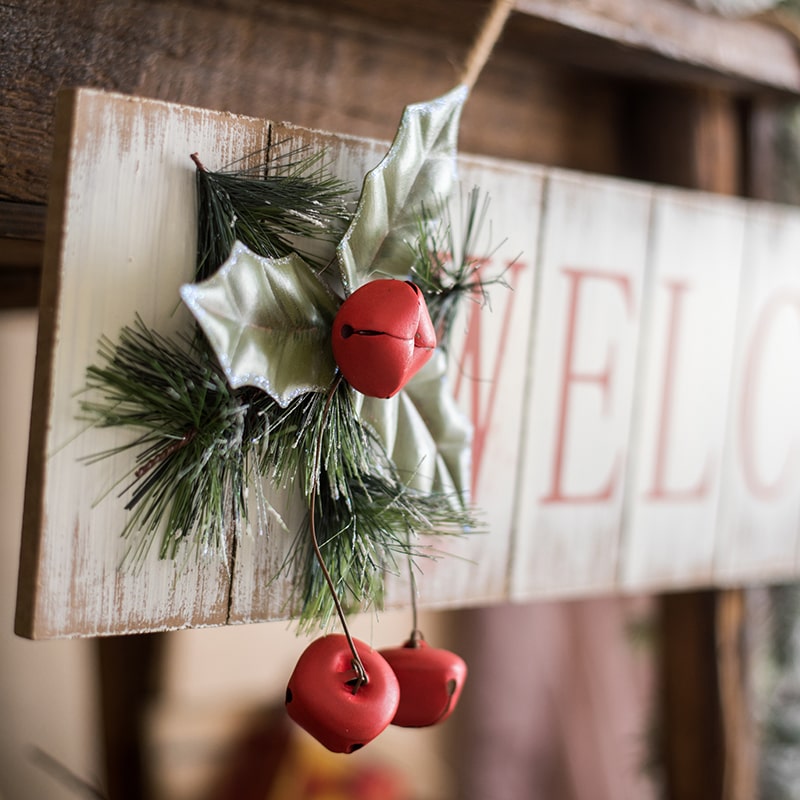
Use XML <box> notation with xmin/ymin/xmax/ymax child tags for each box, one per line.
<box><xmin>459</xmin><ymin>0</ymin><xmax>516</xmax><ymax>90</ymax></box>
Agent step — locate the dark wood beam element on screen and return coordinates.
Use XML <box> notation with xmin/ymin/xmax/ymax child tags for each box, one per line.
<box><xmin>97</xmin><ymin>635</ymin><xmax>166</xmax><ymax>800</ymax></box>
<box><xmin>620</xmin><ymin>82</ymin><xmax>759</xmax><ymax>800</ymax></box>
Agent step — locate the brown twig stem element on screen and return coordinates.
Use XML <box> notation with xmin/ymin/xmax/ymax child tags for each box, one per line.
<box><xmin>134</xmin><ymin>430</ymin><xmax>197</xmax><ymax>479</ymax></box>
<box><xmin>309</xmin><ymin>375</ymin><xmax>369</xmax><ymax>693</ymax></box>
<box><xmin>407</xmin><ymin>546</ymin><xmax>423</xmax><ymax>647</ymax></box>
<box><xmin>190</xmin><ymin>152</ymin><xmax>207</xmax><ymax>172</ymax></box>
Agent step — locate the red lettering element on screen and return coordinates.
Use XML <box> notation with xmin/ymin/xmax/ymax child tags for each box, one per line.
<box><xmin>739</xmin><ymin>292</ymin><xmax>800</xmax><ymax>499</ymax></box>
<box><xmin>454</xmin><ymin>258</ymin><xmax>527</xmax><ymax>495</ymax></box>
<box><xmin>542</xmin><ymin>267</ymin><xmax>633</xmax><ymax>504</ymax></box>
<box><xmin>646</xmin><ymin>280</ymin><xmax>712</xmax><ymax>501</ymax></box>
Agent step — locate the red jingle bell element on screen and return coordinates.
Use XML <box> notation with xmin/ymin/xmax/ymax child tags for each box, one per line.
<box><xmin>379</xmin><ymin>637</ymin><xmax>467</xmax><ymax>728</ymax></box>
<box><xmin>285</xmin><ymin>634</ymin><xmax>400</xmax><ymax>753</ymax></box>
<box><xmin>331</xmin><ymin>279</ymin><xmax>436</xmax><ymax>398</ymax></box>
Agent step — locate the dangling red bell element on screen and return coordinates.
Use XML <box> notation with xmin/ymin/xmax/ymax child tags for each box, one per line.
<box><xmin>331</xmin><ymin>279</ymin><xmax>436</xmax><ymax>398</ymax></box>
<box><xmin>379</xmin><ymin>638</ymin><xmax>467</xmax><ymax>728</ymax></box>
<box><xmin>285</xmin><ymin>634</ymin><xmax>400</xmax><ymax>753</ymax></box>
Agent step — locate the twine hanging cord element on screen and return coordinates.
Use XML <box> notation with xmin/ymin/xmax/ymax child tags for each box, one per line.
<box><xmin>459</xmin><ymin>0</ymin><xmax>516</xmax><ymax>90</ymax></box>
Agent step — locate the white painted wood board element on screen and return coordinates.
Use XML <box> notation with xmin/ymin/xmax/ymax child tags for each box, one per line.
<box><xmin>619</xmin><ymin>189</ymin><xmax>746</xmax><ymax>590</ymax></box>
<box><xmin>401</xmin><ymin>157</ymin><xmax>546</xmax><ymax>609</ymax></box>
<box><xmin>17</xmin><ymin>87</ymin><xmax>800</xmax><ymax>638</ymax></box>
<box><xmin>714</xmin><ymin>203</ymin><xmax>800</xmax><ymax>582</ymax></box>
<box><xmin>511</xmin><ymin>171</ymin><xmax>652</xmax><ymax>599</ymax></box>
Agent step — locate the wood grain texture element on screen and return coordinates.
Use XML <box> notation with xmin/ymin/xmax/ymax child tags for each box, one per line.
<box><xmin>0</xmin><ymin>0</ymin><xmax>617</xmax><ymax>206</ymax></box>
<box><xmin>13</xmin><ymin>0</ymin><xmax>795</xmax><ymax>307</ymax></box>
<box><xmin>17</xmin><ymin>89</ymin><xmax>272</xmax><ymax>638</ymax></box>
<box><xmin>513</xmin><ymin>0</ymin><xmax>800</xmax><ymax>93</ymax></box>
<box><xmin>422</xmin><ymin>156</ymin><xmax>544</xmax><ymax>608</ymax></box>
<box><xmin>659</xmin><ymin>590</ymin><xmax>725</xmax><ymax>800</ymax></box>
<box><xmin>225</xmin><ymin>123</ymin><xmax>388</xmax><ymax>625</ymax></box>
<box><xmin>511</xmin><ymin>171</ymin><xmax>653</xmax><ymax>599</ymax></box>
<box><xmin>620</xmin><ymin>189</ymin><xmax>747</xmax><ymax>590</ymax></box>
<box><xmin>4</xmin><ymin>0</ymin><xmax>799</xmax><ymax>209</ymax></box>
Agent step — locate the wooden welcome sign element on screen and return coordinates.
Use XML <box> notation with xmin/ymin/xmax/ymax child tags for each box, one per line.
<box><xmin>16</xmin><ymin>88</ymin><xmax>800</xmax><ymax>639</ymax></box>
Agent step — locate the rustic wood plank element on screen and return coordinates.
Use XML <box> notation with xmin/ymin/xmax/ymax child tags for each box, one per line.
<box><xmin>659</xmin><ymin>590</ymin><xmax>725</xmax><ymax>800</ymax></box>
<box><xmin>619</xmin><ymin>189</ymin><xmax>746</xmax><ymax>590</ymax></box>
<box><xmin>97</xmin><ymin>634</ymin><xmax>166</xmax><ymax>800</ymax></box>
<box><xmin>625</xmin><ymin>85</ymin><xmax>751</xmax><ymax>800</ymax></box>
<box><xmin>714</xmin><ymin>203</ymin><xmax>800</xmax><ymax>582</ymax></box>
<box><xmin>0</xmin><ymin>0</ymin><xmax>623</xmax><ymax>208</ymax></box>
<box><xmin>513</xmin><ymin>0</ymin><xmax>800</xmax><ymax>93</ymax></box>
<box><xmin>16</xmin><ymin>89</ymin><xmax>271</xmax><ymax>638</ymax></box>
<box><xmin>419</xmin><ymin>156</ymin><xmax>544</xmax><ymax>608</ymax></box>
<box><xmin>716</xmin><ymin>589</ymin><xmax>758</xmax><ymax>800</ymax></box>
<box><xmin>225</xmin><ymin>124</ymin><xmax>386</xmax><ymax>625</ymax></box>
<box><xmin>511</xmin><ymin>170</ymin><xmax>652</xmax><ymax>598</ymax></box>
<box><xmin>5</xmin><ymin>0</ymin><xmax>798</xmax><ymax>213</ymax></box>
<box><xmin>227</xmin><ymin>147</ymin><xmax>545</xmax><ymax>622</ymax></box>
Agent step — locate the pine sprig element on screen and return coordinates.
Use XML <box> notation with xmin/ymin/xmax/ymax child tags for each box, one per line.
<box><xmin>80</xmin><ymin>318</ymin><xmax>274</xmax><ymax>560</ymax></box>
<box><xmin>410</xmin><ymin>187</ymin><xmax>511</xmax><ymax>351</ymax></box>
<box><xmin>194</xmin><ymin>145</ymin><xmax>353</xmax><ymax>278</ymax></box>
<box><xmin>297</xmin><ymin>457</ymin><xmax>474</xmax><ymax>631</ymax></box>
<box><xmin>80</xmin><ymin>145</ymin><xmax>504</xmax><ymax>629</ymax></box>
<box><xmin>265</xmin><ymin>377</ymin><xmax>473</xmax><ymax>628</ymax></box>
<box><xmin>80</xmin><ymin>319</ymin><xmax>475</xmax><ymax>620</ymax></box>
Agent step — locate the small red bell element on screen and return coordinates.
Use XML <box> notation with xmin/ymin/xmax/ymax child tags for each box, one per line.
<box><xmin>332</xmin><ymin>280</ymin><xmax>436</xmax><ymax>398</ymax></box>
<box><xmin>285</xmin><ymin>634</ymin><xmax>400</xmax><ymax>753</ymax></box>
<box><xmin>380</xmin><ymin>637</ymin><xmax>467</xmax><ymax>728</ymax></box>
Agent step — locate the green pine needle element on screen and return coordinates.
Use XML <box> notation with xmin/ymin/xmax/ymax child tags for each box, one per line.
<box><xmin>411</xmin><ymin>187</ymin><xmax>511</xmax><ymax>351</ymax></box>
<box><xmin>80</xmin><ymin>318</ymin><xmax>274</xmax><ymax>561</ymax></box>
<box><xmin>265</xmin><ymin>378</ymin><xmax>476</xmax><ymax>629</ymax></box>
<box><xmin>296</xmin><ymin>463</ymin><xmax>474</xmax><ymax>631</ymax></box>
<box><xmin>80</xmin><ymin>320</ymin><xmax>476</xmax><ymax>623</ymax></box>
<box><xmin>194</xmin><ymin>144</ymin><xmax>353</xmax><ymax>278</ymax></box>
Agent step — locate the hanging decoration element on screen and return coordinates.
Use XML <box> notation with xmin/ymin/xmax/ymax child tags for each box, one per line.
<box><xmin>80</xmin><ymin>0</ymin><xmax>515</xmax><ymax>755</ymax></box>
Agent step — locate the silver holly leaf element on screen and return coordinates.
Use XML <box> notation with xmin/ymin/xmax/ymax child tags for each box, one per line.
<box><xmin>180</xmin><ymin>241</ymin><xmax>339</xmax><ymax>407</ymax></box>
<box><xmin>355</xmin><ymin>349</ymin><xmax>472</xmax><ymax>503</ymax></box>
<box><xmin>336</xmin><ymin>85</ymin><xmax>468</xmax><ymax>295</ymax></box>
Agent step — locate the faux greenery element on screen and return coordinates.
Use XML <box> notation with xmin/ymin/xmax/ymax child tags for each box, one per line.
<box><xmin>81</xmin><ymin>320</ymin><xmax>274</xmax><ymax>562</ymax></box>
<box><xmin>193</xmin><ymin>145</ymin><xmax>352</xmax><ymax>279</ymax></box>
<box><xmin>410</xmin><ymin>187</ymin><xmax>510</xmax><ymax>352</ymax></box>
<box><xmin>81</xmin><ymin>88</ymin><xmax>504</xmax><ymax>627</ymax></box>
<box><xmin>335</xmin><ymin>85</ymin><xmax>468</xmax><ymax>294</ymax></box>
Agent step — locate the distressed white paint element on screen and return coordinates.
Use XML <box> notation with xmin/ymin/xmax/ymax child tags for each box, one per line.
<box><xmin>511</xmin><ymin>171</ymin><xmax>652</xmax><ymax>599</ymax></box>
<box><xmin>619</xmin><ymin>189</ymin><xmax>746</xmax><ymax>590</ymax></box>
<box><xmin>714</xmin><ymin>204</ymin><xmax>800</xmax><ymax>582</ymax></box>
<box><xmin>18</xmin><ymin>88</ymin><xmax>800</xmax><ymax>638</ymax></box>
<box><xmin>18</xmin><ymin>90</ymin><xmax>274</xmax><ymax>637</ymax></box>
<box><xmin>410</xmin><ymin>156</ymin><xmax>544</xmax><ymax>609</ymax></box>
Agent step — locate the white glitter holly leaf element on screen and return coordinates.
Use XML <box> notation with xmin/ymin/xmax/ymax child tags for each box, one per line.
<box><xmin>180</xmin><ymin>240</ymin><xmax>340</xmax><ymax>407</ymax></box>
<box><xmin>336</xmin><ymin>85</ymin><xmax>468</xmax><ymax>295</ymax></box>
<box><xmin>355</xmin><ymin>350</ymin><xmax>473</xmax><ymax>503</ymax></box>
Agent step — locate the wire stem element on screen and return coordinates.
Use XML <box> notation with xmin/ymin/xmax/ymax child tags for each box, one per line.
<box><xmin>407</xmin><ymin>550</ymin><xmax>424</xmax><ymax>647</ymax></box>
<box><xmin>309</xmin><ymin>375</ymin><xmax>369</xmax><ymax>692</ymax></box>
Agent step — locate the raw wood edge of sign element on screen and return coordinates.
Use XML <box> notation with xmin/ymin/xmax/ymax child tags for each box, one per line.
<box><xmin>15</xmin><ymin>89</ymin><xmax>80</xmax><ymax>639</ymax></box>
